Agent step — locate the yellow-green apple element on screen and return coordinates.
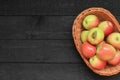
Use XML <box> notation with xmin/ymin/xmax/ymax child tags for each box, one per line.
<box><xmin>98</xmin><ymin>21</ymin><xmax>114</xmax><ymax>36</ymax></box>
<box><xmin>81</xmin><ymin>42</ymin><xmax>96</xmax><ymax>58</ymax></box>
<box><xmin>80</xmin><ymin>30</ymin><xmax>89</xmax><ymax>43</ymax></box>
<box><xmin>87</xmin><ymin>28</ymin><xmax>104</xmax><ymax>45</ymax></box>
<box><xmin>108</xmin><ymin>50</ymin><xmax>120</xmax><ymax>66</ymax></box>
<box><xmin>89</xmin><ymin>55</ymin><xmax>106</xmax><ymax>69</ymax></box>
<box><xmin>82</xmin><ymin>15</ymin><xmax>99</xmax><ymax>29</ymax></box>
<box><xmin>96</xmin><ymin>42</ymin><xmax>116</xmax><ymax>61</ymax></box>
<box><xmin>107</xmin><ymin>32</ymin><xmax>120</xmax><ymax>49</ymax></box>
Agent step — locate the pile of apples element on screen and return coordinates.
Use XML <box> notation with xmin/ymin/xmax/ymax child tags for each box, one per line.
<box><xmin>80</xmin><ymin>14</ymin><xmax>120</xmax><ymax>70</ymax></box>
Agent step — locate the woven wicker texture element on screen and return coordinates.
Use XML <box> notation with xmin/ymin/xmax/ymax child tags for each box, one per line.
<box><xmin>72</xmin><ymin>7</ymin><xmax>120</xmax><ymax>76</ymax></box>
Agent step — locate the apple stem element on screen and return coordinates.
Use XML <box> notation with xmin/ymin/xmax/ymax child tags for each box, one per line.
<box><xmin>92</xmin><ymin>31</ymin><xmax>97</xmax><ymax>39</ymax></box>
<box><xmin>116</xmin><ymin>37</ymin><xmax>119</xmax><ymax>41</ymax></box>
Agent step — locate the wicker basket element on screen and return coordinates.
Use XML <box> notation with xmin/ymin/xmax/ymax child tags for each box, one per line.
<box><xmin>72</xmin><ymin>7</ymin><xmax>120</xmax><ymax>76</ymax></box>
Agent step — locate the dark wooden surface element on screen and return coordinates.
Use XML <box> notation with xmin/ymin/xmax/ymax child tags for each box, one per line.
<box><xmin>0</xmin><ymin>0</ymin><xmax>120</xmax><ymax>16</ymax></box>
<box><xmin>0</xmin><ymin>0</ymin><xmax>120</xmax><ymax>80</ymax></box>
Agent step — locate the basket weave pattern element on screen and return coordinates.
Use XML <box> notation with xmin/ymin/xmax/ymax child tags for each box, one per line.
<box><xmin>72</xmin><ymin>7</ymin><xmax>120</xmax><ymax>76</ymax></box>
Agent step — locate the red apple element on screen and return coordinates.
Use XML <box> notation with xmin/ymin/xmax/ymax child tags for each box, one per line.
<box><xmin>82</xmin><ymin>15</ymin><xmax>99</xmax><ymax>29</ymax></box>
<box><xmin>89</xmin><ymin>55</ymin><xmax>106</xmax><ymax>69</ymax></box>
<box><xmin>108</xmin><ymin>50</ymin><xmax>120</xmax><ymax>66</ymax></box>
<box><xmin>96</xmin><ymin>42</ymin><xmax>116</xmax><ymax>61</ymax></box>
<box><xmin>98</xmin><ymin>21</ymin><xmax>114</xmax><ymax>36</ymax></box>
<box><xmin>107</xmin><ymin>32</ymin><xmax>120</xmax><ymax>49</ymax></box>
<box><xmin>81</xmin><ymin>42</ymin><xmax>96</xmax><ymax>58</ymax></box>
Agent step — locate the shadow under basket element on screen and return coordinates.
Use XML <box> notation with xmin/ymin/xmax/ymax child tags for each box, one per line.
<box><xmin>72</xmin><ymin>7</ymin><xmax>120</xmax><ymax>76</ymax></box>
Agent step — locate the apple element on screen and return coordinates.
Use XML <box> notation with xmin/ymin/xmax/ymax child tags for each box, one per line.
<box><xmin>87</xmin><ymin>28</ymin><xmax>104</xmax><ymax>45</ymax></box>
<box><xmin>81</xmin><ymin>42</ymin><xmax>96</xmax><ymax>58</ymax></box>
<box><xmin>82</xmin><ymin>15</ymin><xmax>99</xmax><ymax>29</ymax></box>
<box><xmin>89</xmin><ymin>55</ymin><xmax>106</xmax><ymax>69</ymax></box>
<box><xmin>107</xmin><ymin>32</ymin><xmax>120</xmax><ymax>49</ymax></box>
<box><xmin>108</xmin><ymin>50</ymin><xmax>120</xmax><ymax>66</ymax></box>
<box><xmin>98</xmin><ymin>21</ymin><xmax>114</xmax><ymax>36</ymax></box>
<box><xmin>80</xmin><ymin>30</ymin><xmax>89</xmax><ymax>43</ymax></box>
<box><xmin>96</xmin><ymin>42</ymin><xmax>116</xmax><ymax>61</ymax></box>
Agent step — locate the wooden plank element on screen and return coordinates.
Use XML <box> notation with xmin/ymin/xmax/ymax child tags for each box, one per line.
<box><xmin>0</xmin><ymin>0</ymin><xmax>119</xmax><ymax>15</ymax></box>
<box><xmin>0</xmin><ymin>40</ymin><xmax>81</xmax><ymax>63</ymax></box>
<box><xmin>0</xmin><ymin>63</ymin><xmax>120</xmax><ymax>80</ymax></box>
<box><xmin>0</xmin><ymin>16</ymin><xmax>74</xmax><ymax>40</ymax></box>
<box><xmin>0</xmin><ymin>16</ymin><xmax>120</xmax><ymax>40</ymax></box>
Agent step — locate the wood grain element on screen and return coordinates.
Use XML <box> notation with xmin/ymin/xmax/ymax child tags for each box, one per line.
<box><xmin>0</xmin><ymin>40</ymin><xmax>82</xmax><ymax>63</ymax></box>
<box><xmin>0</xmin><ymin>16</ymin><xmax>74</xmax><ymax>40</ymax></box>
<box><xmin>1</xmin><ymin>63</ymin><xmax>120</xmax><ymax>80</ymax></box>
<box><xmin>0</xmin><ymin>0</ymin><xmax>119</xmax><ymax>16</ymax></box>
